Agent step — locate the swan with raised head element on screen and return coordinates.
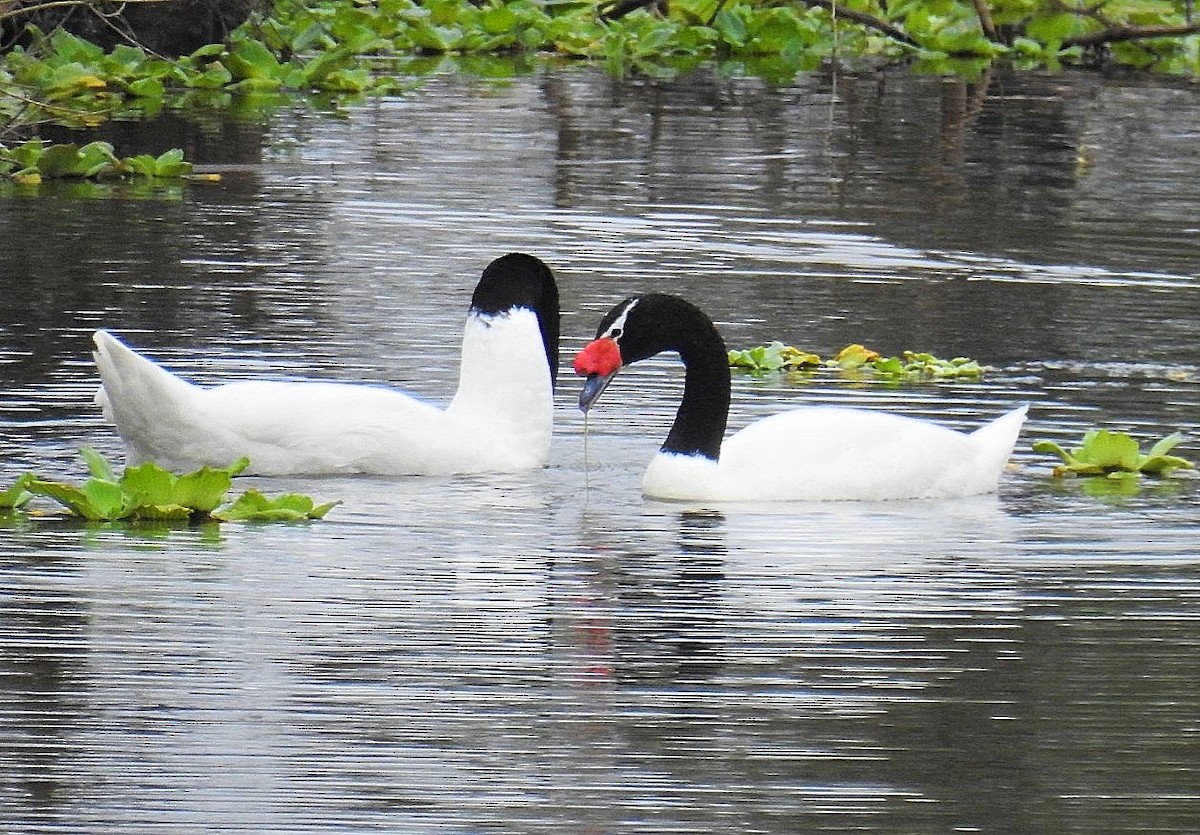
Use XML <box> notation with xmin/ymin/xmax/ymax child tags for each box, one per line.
<box><xmin>574</xmin><ymin>293</ymin><xmax>1027</xmax><ymax>502</ymax></box>
<box><xmin>94</xmin><ymin>252</ymin><xmax>560</xmax><ymax>476</ymax></box>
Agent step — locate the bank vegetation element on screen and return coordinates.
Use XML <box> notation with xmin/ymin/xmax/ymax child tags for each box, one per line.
<box><xmin>2</xmin><ymin>0</ymin><xmax>1197</xmax><ymax>133</ymax></box>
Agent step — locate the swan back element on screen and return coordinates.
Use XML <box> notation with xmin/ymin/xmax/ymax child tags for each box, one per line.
<box><xmin>643</xmin><ymin>405</ymin><xmax>1028</xmax><ymax>502</ymax></box>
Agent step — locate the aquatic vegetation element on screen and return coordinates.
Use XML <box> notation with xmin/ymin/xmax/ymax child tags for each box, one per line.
<box><xmin>0</xmin><ymin>25</ymin><xmax>397</xmax><ymax>129</ymax></box>
<box><xmin>0</xmin><ymin>138</ymin><xmax>199</xmax><ymax>183</ymax></box>
<box><xmin>212</xmin><ymin>489</ymin><xmax>342</xmax><ymax>522</ymax></box>
<box><xmin>0</xmin><ymin>474</ymin><xmax>32</xmax><ymax>511</ymax></box>
<box><xmin>728</xmin><ymin>341</ymin><xmax>821</xmax><ymax>374</ymax></box>
<box><xmin>8</xmin><ymin>449</ymin><xmax>339</xmax><ymax>523</ymax></box>
<box><xmin>730</xmin><ymin>342</ymin><xmax>987</xmax><ymax>381</ymax></box>
<box><xmin>837</xmin><ymin>345</ymin><xmax>987</xmax><ymax>380</ymax></box>
<box><xmin>3</xmin><ymin>0</ymin><xmax>1196</xmax><ymax>130</ymax></box>
<box><xmin>1033</xmin><ymin>429</ymin><xmax>1193</xmax><ymax>480</ymax></box>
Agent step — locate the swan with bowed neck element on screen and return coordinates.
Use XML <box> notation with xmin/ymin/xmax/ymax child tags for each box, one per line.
<box><xmin>574</xmin><ymin>294</ymin><xmax>1027</xmax><ymax>502</ymax></box>
<box><xmin>94</xmin><ymin>253</ymin><xmax>560</xmax><ymax>476</ymax></box>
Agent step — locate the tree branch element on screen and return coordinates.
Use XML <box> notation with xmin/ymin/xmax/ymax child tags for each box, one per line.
<box><xmin>1</xmin><ymin>0</ymin><xmax>171</xmax><ymax>24</ymax></box>
<box><xmin>1063</xmin><ymin>22</ymin><xmax>1200</xmax><ymax>47</ymax></box>
<box><xmin>971</xmin><ymin>0</ymin><xmax>998</xmax><ymax>41</ymax></box>
<box><xmin>801</xmin><ymin>0</ymin><xmax>921</xmax><ymax>48</ymax></box>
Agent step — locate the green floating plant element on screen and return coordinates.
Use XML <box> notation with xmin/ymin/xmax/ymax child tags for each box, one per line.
<box><xmin>213</xmin><ymin>489</ymin><xmax>341</xmax><ymax>523</ymax></box>
<box><xmin>832</xmin><ymin>344</ymin><xmax>986</xmax><ymax>380</ymax></box>
<box><xmin>0</xmin><ymin>474</ymin><xmax>33</xmax><ymax>511</ymax></box>
<box><xmin>728</xmin><ymin>341</ymin><xmax>821</xmax><ymax>375</ymax></box>
<box><xmin>0</xmin><ymin>139</ymin><xmax>210</xmax><ymax>184</ymax></box>
<box><xmin>1032</xmin><ymin>430</ymin><xmax>1193</xmax><ymax>480</ymax></box>
<box><xmin>729</xmin><ymin>342</ymin><xmax>986</xmax><ymax>381</ymax></box>
<box><xmin>9</xmin><ymin>448</ymin><xmax>339</xmax><ymax>524</ymax></box>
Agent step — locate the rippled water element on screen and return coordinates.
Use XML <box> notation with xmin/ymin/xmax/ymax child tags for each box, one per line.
<box><xmin>2</xmin><ymin>65</ymin><xmax>1199</xmax><ymax>834</ymax></box>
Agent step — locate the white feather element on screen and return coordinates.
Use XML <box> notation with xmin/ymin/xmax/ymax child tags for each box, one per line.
<box><xmin>93</xmin><ymin>310</ymin><xmax>553</xmax><ymax>476</ymax></box>
<box><xmin>640</xmin><ymin>405</ymin><xmax>1028</xmax><ymax>502</ymax></box>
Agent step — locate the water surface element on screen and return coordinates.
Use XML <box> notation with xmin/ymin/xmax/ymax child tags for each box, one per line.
<box><xmin>2</xmin><ymin>65</ymin><xmax>1198</xmax><ymax>834</ymax></box>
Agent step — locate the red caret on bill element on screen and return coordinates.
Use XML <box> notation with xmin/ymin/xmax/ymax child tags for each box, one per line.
<box><xmin>574</xmin><ymin>337</ymin><xmax>622</xmax><ymax>377</ymax></box>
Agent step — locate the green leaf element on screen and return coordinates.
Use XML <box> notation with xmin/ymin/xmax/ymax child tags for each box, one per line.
<box><xmin>80</xmin><ymin>447</ymin><xmax>117</xmax><ymax>481</ymax></box>
<box><xmin>1146</xmin><ymin>431</ymin><xmax>1185</xmax><ymax>459</ymax></box>
<box><xmin>1078</xmin><ymin>429</ymin><xmax>1141</xmax><ymax>471</ymax></box>
<box><xmin>1031</xmin><ymin>439</ymin><xmax>1075</xmax><ymax>465</ymax></box>
<box><xmin>83</xmin><ymin>479</ymin><xmax>131</xmax><ymax>520</ymax></box>
<box><xmin>170</xmin><ymin>466</ymin><xmax>235</xmax><ymax>512</ymax></box>
<box><xmin>120</xmin><ymin>154</ymin><xmax>158</xmax><ymax>178</ymax></box>
<box><xmin>482</xmin><ymin>5</ymin><xmax>518</xmax><ymax>34</ymax></box>
<box><xmin>36</xmin><ymin>144</ymin><xmax>84</xmax><ymax>177</ymax></box>
<box><xmin>153</xmin><ymin>148</ymin><xmax>193</xmax><ymax>178</ymax></box>
<box><xmin>103</xmin><ymin>43</ymin><xmax>149</xmax><ymax>75</ymax></box>
<box><xmin>0</xmin><ymin>474</ymin><xmax>34</xmax><ymax>510</ymax></box>
<box><xmin>833</xmin><ymin>343</ymin><xmax>881</xmax><ymax>370</ymax></box>
<box><xmin>873</xmin><ymin>356</ymin><xmax>908</xmax><ymax>377</ymax></box>
<box><xmin>131</xmin><ymin>503</ymin><xmax>195</xmax><ymax>521</ymax></box>
<box><xmin>188</xmin><ymin>43</ymin><xmax>227</xmax><ymax>61</ymax></box>
<box><xmin>1025</xmin><ymin>13</ymin><xmax>1081</xmax><ymax>44</ymax></box>
<box><xmin>213</xmin><ymin>489</ymin><xmax>284</xmax><ymax>521</ymax></box>
<box><xmin>408</xmin><ymin>21</ymin><xmax>451</xmax><ymax>52</ymax></box>
<box><xmin>125</xmin><ymin>76</ymin><xmax>165</xmax><ymax>99</ymax></box>
<box><xmin>213</xmin><ymin>489</ymin><xmax>340</xmax><ymax>522</ymax></box>
<box><xmin>42</xmin><ymin>64</ymin><xmax>108</xmax><ymax>99</ymax></box>
<box><xmin>76</xmin><ymin>141</ymin><xmax>119</xmax><ymax>177</ymax></box>
<box><xmin>1139</xmin><ymin>454</ymin><xmax>1193</xmax><ymax>476</ymax></box>
<box><xmin>120</xmin><ymin>461</ymin><xmax>177</xmax><ymax>506</ymax></box>
<box><xmin>48</xmin><ymin>29</ymin><xmax>104</xmax><ymax>63</ymax></box>
<box><xmin>297</xmin><ymin>47</ymin><xmax>352</xmax><ymax>84</ymax></box>
<box><xmin>307</xmin><ymin>500</ymin><xmax>342</xmax><ymax>520</ymax></box>
<box><xmin>225</xmin><ymin>38</ymin><xmax>283</xmax><ymax>81</ymax></box>
<box><xmin>189</xmin><ymin>61</ymin><xmax>235</xmax><ymax>89</ymax></box>
<box><xmin>2</xmin><ymin>140</ymin><xmax>44</xmax><ymax>171</ymax></box>
<box><xmin>713</xmin><ymin>7</ymin><xmax>749</xmax><ymax>48</ymax></box>
<box><xmin>318</xmin><ymin>68</ymin><xmax>372</xmax><ymax>93</ymax></box>
<box><xmin>27</xmin><ymin>479</ymin><xmax>94</xmax><ymax>518</ymax></box>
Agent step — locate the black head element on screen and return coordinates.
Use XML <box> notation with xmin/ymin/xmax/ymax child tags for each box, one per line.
<box><xmin>591</xmin><ymin>294</ymin><xmax>727</xmax><ymax>366</ymax></box>
<box><xmin>577</xmin><ymin>294</ymin><xmax>730</xmax><ymax>460</ymax></box>
<box><xmin>471</xmin><ymin>253</ymin><xmax>561</xmax><ymax>386</ymax></box>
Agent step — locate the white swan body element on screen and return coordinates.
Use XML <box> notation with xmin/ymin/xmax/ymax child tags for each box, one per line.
<box><xmin>640</xmin><ymin>404</ymin><xmax>1028</xmax><ymax>502</ymax></box>
<box><xmin>94</xmin><ymin>253</ymin><xmax>560</xmax><ymax>476</ymax></box>
<box><xmin>575</xmin><ymin>294</ymin><xmax>1027</xmax><ymax>503</ymax></box>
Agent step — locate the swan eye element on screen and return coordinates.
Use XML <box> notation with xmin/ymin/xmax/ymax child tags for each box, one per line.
<box><xmin>608</xmin><ymin>327</ymin><xmax>623</xmax><ymax>340</ymax></box>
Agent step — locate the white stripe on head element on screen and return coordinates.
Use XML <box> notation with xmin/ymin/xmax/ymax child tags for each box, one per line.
<box><xmin>603</xmin><ymin>298</ymin><xmax>640</xmax><ymax>340</ymax></box>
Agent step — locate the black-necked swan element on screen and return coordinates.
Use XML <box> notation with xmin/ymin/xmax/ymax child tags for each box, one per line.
<box><xmin>94</xmin><ymin>252</ymin><xmax>560</xmax><ymax>476</ymax></box>
<box><xmin>573</xmin><ymin>293</ymin><xmax>1027</xmax><ymax>502</ymax></box>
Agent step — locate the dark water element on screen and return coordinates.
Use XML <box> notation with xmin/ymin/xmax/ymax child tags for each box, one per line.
<box><xmin>1</xmin><ymin>65</ymin><xmax>1199</xmax><ymax>833</ymax></box>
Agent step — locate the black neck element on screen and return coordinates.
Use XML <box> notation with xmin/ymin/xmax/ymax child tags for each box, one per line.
<box><xmin>658</xmin><ymin>305</ymin><xmax>731</xmax><ymax>461</ymax></box>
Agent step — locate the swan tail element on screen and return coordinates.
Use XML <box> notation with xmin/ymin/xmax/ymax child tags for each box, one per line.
<box><xmin>93</xmin><ymin>330</ymin><xmax>199</xmax><ymax>453</ymax></box>
<box><xmin>969</xmin><ymin>404</ymin><xmax>1029</xmax><ymax>473</ymax></box>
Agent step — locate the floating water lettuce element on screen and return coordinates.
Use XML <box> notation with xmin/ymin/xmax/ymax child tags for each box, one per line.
<box><xmin>18</xmin><ymin>449</ymin><xmax>339</xmax><ymax>523</ymax></box>
<box><xmin>0</xmin><ymin>474</ymin><xmax>33</xmax><ymax>511</ymax></box>
<box><xmin>728</xmin><ymin>341</ymin><xmax>820</xmax><ymax>374</ymax></box>
<box><xmin>0</xmin><ymin>139</ymin><xmax>208</xmax><ymax>184</ymax></box>
<box><xmin>1032</xmin><ymin>430</ymin><xmax>1193</xmax><ymax>480</ymax></box>
<box><xmin>729</xmin><ymin>342</ymin><xmax>986</xmax><ymax>381</ymax></box>
<box><xmin>213</xmin><ymin>489</ymin><xmax>340</xmax><ymax>522</ymax></box>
